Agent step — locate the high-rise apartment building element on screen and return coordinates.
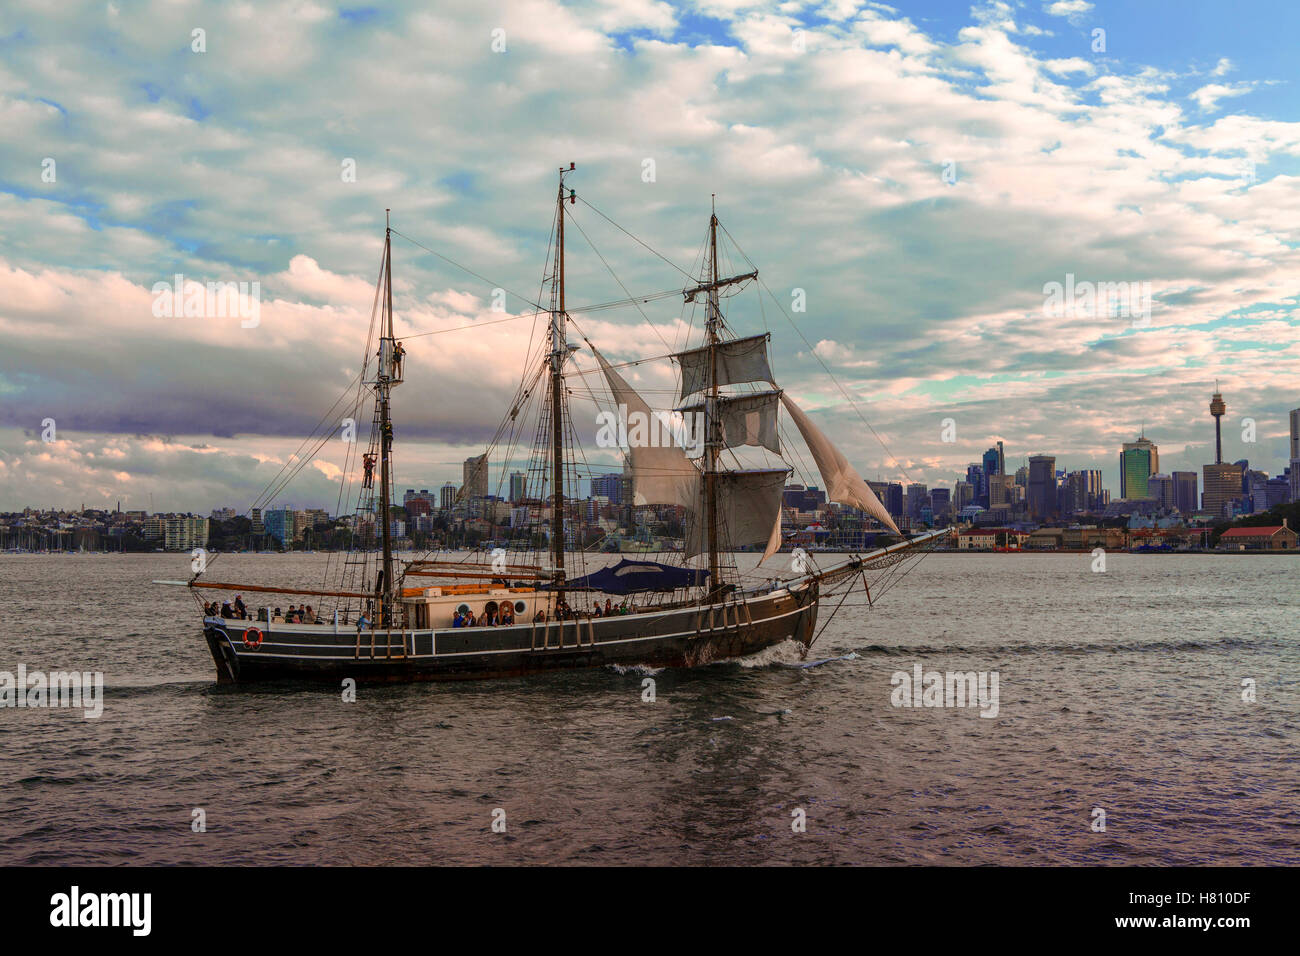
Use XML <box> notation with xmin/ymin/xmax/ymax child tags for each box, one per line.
<box><xmin>462</xmin><ymin>454</ymin><xmax>489</xmax><ymax>499</ymax></box>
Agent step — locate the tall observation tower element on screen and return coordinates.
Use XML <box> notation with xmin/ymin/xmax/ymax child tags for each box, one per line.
<box><xmin>1209</xmin><ymin>386</ymin><xmax>1226</xmax><ymax>464</ymax></box>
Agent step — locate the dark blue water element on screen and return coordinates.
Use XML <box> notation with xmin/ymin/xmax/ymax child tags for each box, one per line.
<box><xmin>1</xmin><ymin>551</ymin><xmax>1297</xmax><ymax>864</ymax></box>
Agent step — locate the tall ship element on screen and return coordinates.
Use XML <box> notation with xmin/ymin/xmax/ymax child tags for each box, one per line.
<box><xmin>171</xmin><ymin>167</ymin><xmax>948</xmax><ymax>683</ymax></box>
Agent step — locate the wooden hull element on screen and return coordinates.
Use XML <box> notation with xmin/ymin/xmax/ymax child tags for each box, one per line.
<box><xmin>202</xmin><ymin>582</ymin><xmax>820</xmax><ymax>684</ymax></box>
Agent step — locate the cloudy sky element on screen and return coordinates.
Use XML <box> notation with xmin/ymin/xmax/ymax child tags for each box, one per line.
<box><xmin>2</xmin><ymin>0</ymin><xmax>1297</xmax><ymax>513</ymax></box>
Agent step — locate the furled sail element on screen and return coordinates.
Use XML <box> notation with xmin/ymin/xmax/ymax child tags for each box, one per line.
<box><xmin>592</xmin><ymin>347</ymin><xmax>698</xmax><ymax>508</ymax></box>
<box><xmin>678</xmin><ymin>390</ymin><xmax>782</xmax><ymax>454</ymax></box>
<box><xmin>676</xmin><ymin>334</ymin><xmax>775</xmax><ymax>400</ymax></box>
<box><xmin>779</xmin><ymin>393</ymin><xmax>901</xmax><ymax>535</ymax></box>
<box><xmin>684</xmin><ymin>468</ymin><xmax>788</xmax><ymax>558</ymax></box>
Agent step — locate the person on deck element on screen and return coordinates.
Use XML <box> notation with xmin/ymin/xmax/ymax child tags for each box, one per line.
<box><xmin>499</xmin><ymin>603</ymin><xmax>514</xmax><ymax>625</ymax></box>
<box><xmin>604</xmin><ymin>598</ymin><xmax>613</xmax><ymax>616</ymax></box>
<box><xmin>452</xmin><ymin>610</ymin><xmax>465</xmax><ymax>628</ymax></box>
<box><xmin>303</xmin><ymin>605</ymin><xmax>316</xmax><ymax>624</ymax></box>
<box><xmin>220</xmin><ymin>601</ymin><xmax>234</xmax><ymax>619</ymax></box>
<box><xmin>234</xmin><ymin>595</ymin><xmax>247</xmax><ymax>619</ymax></box>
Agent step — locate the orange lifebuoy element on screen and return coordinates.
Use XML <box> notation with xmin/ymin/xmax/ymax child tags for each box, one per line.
<box><xmin>242</xmin><ymin>626</ymin><xmax>263</xmax><ymax>649</ymax></box>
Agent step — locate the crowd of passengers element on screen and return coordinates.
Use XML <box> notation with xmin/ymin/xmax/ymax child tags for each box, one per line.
<box><xmin>205</xmin><ymin>597</ymin><xmax>320</xmax><ymax>624</ymax></box>
<box><xmin>452</xmin><ymin>596</ymin><xmax>637</xmax><ymax>628</ymax></box>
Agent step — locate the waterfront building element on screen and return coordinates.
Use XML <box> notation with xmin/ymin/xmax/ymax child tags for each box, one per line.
<box><xmin>164</xmin><ymin>515</ymin><xmax>209</xmax><ymax>552</ymax></box>
<box><xmin>1218</xmin><ymin>522</ymin><xmax>1297</xmax><ymax>550</ymax></box>
<box><xmin>262</xmin><ymin>507</ymin><xmax>295</xmax><ymax>545</ymax></box>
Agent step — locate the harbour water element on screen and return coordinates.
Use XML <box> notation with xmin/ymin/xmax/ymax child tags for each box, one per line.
<box><xmin>1</xmin><ymin>551</ymin><xmax>1297</xmax><ymax>865</ymax></box>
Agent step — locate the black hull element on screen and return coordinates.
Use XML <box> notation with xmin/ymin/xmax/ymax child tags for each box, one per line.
<box><xmin>202</xmin><ymin>583</ymin><xmax>819</xmax><ymax>684</ymax></box>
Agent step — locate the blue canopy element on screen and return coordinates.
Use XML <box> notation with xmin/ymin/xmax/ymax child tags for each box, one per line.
<box><xmin>557</xmin><ymin>559</ymin><xmax>709</xmax><ymax>594</ymax></box>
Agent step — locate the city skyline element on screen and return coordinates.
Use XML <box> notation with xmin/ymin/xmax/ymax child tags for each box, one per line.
<box><xmin>3</xmin><ymin>1</ymin><xmax>1299</xmax><ymax>512</ymax></box>
<box><xmin>5</xmin><ymin>395</ymin><xmax>1295</xmax><ymax>515</ymax></box>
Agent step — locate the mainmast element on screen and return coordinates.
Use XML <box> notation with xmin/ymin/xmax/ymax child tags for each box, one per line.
<box><xmin>550</xmin><ymin>165</ymin><xmax>576</xmax><ymax>593</ymax></box>
<box><xmin>377</xmin><ymin>210</ymin><xmax>396</xmax><ymax>624</ymax></box>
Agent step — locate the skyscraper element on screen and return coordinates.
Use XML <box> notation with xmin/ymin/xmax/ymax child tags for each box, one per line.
<box><xmin>590</xmin><ymin>472</ymin><xmax>624</xmax><ymax>505</ymax></box>
<box><xmin>1120</xmin><ymin>434</ymin><xmax>1158</xmax><ymax>499</ymax></box>
<box><xmin>509</xmin><ymin>470</ymin><xmax>527</xmax><ymax>503</ymax></box>
<box><xmin>463</xmin><ymin>454</ymin><xmax>489</xmax><ymax>499</ymax></box>
<box><xmin>884</xmin><ymin>483</ymin><xmax>904</xmax><ymax>519</ymax></box>
<box><xmin>1027</xmin><ymin>455</ymin><xmax>1057</xmax><ymax>520</ymax></box>
<box><xmin>1203</xmin><ymin>464</ymin><xmax>1243</xmax><ymax>518</ymax></box>
<box><xmin>981</xmin><ymin>443</ymin><xmax>1004</xmax><ymax>504</ymax></box>
<box><xmin>906</xmin><ymin>483</ymin><xmax>928</xmax><ymax>521</ymax></box>
<box><xmin>439</xmin><ymin>482</ymin><xmax>458</xmax><ymax>511</ymax></box>
<box><xmin>1172</xmin><ymin>471</ymin><xmax>1198</xmax><ymax>513</ymax></box>
<box><xmin>1147</xmin><ymin>474</ymin><xmax>1174</xmax><ymax>510</ymax></box>
<box><xmin>929</xmin><ymin>487</ymin><xmax>951</xmax><ymax>519</ymax></box>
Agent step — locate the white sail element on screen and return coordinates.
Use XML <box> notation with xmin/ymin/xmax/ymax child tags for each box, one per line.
<box><xmin>780</xmin><ymin>393</ymin><xmax>901</xmax><ymax>535</ymax></box>
<box><xmin>678</xmin><ymin>390</ymin><xmax>782</xmax><ymax>454</ymax></box>
<box><xmin>676</xmin><ymin>334</ymin><xmax>775</xmax><ymax>399</ymax></box>
<box><xmin>684</xmin><ymin>468</ymin><xmax>787</xmax><ymax>558</ymax></box>
<box><xmin>592</xmin><ymin>347</ymin><xmax>699</xmax><ymax>508</ymax></box>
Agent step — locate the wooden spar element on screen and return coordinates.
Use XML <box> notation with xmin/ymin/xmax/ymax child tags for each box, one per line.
<box><xmin>404</xmin><ymin>560</ymin><xmax>546</xmax><ymax>572</ymax></box>
<box><xmin>403</xmin><ymin>569</ymin><xmax>547</xmax><ymax>581</ymax></box>
<box><xmin>186</xmin><ymin>581</ymin><xmax>372</xmax><ymax>599</ymax></box>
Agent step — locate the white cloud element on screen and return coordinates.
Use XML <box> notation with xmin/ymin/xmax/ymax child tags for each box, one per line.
<box><xmin>1189</xmin><ymin>82</ymin><xmax>1255</xmax><ymax>112</ymax></box>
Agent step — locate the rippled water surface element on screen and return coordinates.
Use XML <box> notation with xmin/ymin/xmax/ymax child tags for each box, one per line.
<box><xmin>1</xmin><ymin>551</ymin><xmax>1297</xmax><ymax>865</ymax></box>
